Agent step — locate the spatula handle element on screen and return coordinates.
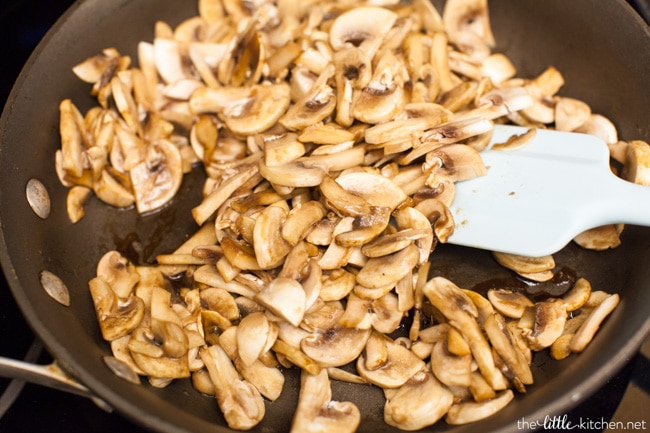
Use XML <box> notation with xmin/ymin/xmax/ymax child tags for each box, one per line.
<box><xmin>604</xmin><ymin>175</ymin><xmax>650</xmax><ymax>226</ymax></box>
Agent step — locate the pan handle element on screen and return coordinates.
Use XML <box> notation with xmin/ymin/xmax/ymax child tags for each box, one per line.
<box><xmin>0</xmin><ymin>340</ymin><xmax>112</xmax><ymax>412</ymax></box>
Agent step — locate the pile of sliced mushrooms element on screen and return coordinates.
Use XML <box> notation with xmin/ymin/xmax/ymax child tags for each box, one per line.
<box><xmin>55</xmin><ymin>0</ymin><xmax>650</xmax><ymax>430</ymax></box>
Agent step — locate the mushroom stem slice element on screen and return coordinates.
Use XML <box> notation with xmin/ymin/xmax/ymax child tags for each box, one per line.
<box><xmin>290</xmin><ymin>369</ymin><xmax>361</xmax><ymax>433</ymax></box>
<box><xmin>423</xmin><ymin>277</ymin><xmax>507</xmax><ymax>390</ymax></box>
<box><xmin>199</xmin><ymin>345</ymin><xmax>265</xmax><ymax>430</ymax></box>
<box><xmin>570</xmin><ymin>293</ymin><xmax>619</xmax><ymax>353</ymax></box>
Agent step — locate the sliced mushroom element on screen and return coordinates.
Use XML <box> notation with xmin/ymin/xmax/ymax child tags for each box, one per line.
<box><xmin>554</xmin><ymin>97</ymin><xmax>591</xmax><ymax>132</ymax></box>
<box><xmin>319</xmin><ymin>269</ymin><xmax>356</xmax><ymax>302</ymax></box>
<box><xmin>129</xmin><ymin>140</ymin><xmax>183</xmax><ymax>214</ymax></box>
<box><xmin>279</xmin><ymin>64</ymin><xmax>337</xmax><ymax>131</ymax></box>
<box><xmin>423</xmin><ymin>277</ymin><xmax>507</xmax><ymax>390</ymax></box>
<box><xmin>254</xmin><ymin>277</ymin><xmax>306</xmax><ymax>327</ymax></box>
<box><xmin>623</xmin><ymin>139</ymin><xmax>650</xmax><ymax>186</ymax></box>
<box><xmin>430</xmin><ymin>340</ymin><xmax>472</xmax><ymax>387</ymax></box>
<box><xmin>281</xmin><ymin>201</ymin><xmax>327</xmax><ymax>246</ymax></box>
<box><xmin>59</xmin><ymin>99</ymin><xmax>87</xmax><ymax>178</ymax></box>
<box><xmin>357</xmin><ymin>332</ymin><xmax>426</xmax><ymax>389</ymax></box>
<box><xmin>486</xmin><ymin>289</ymin><xmax>534</xmax><ymax>319</ymax></box>
<box><xmin>262</xmin><ymin>132</ymin><xmax>306</xmax><ymax>167</ymax></box>
<box><xmin>352</xmin><ymin>50</ymin><xmax>408</xmax><ymax>124</ymax></box>
<box><xmin>96</xmin><ymin>250</ymin><xmax>141</xmax><ymax>299</ymax></box>
<box><xmin>236</xmin><ymin>312</ymin><xmax>271</xmax><ymax>367</ymax></box>
<box><xmin>356</xmin><ymin>243</ymin><xmax>420</xmax><ymax>289</ymax></box>
<box><xmin>190</xmin><ymin>83</ymin><xmax>292</xmax><ymax>136</ymax></box>
<box><xmin>523</xmin><ymin>299</ymin><xmax>567</xmax><ymax>351</ymax></box>
<box><xmin>290</xmin><ymin>369</ymin><xmax>361</xmax><ymax>433</ymax></box>
<box><xmin>492</xmin><ymin>252</ymin><xmax>555</xmax><ymax>281</ymax></box>
<box><xmin>88</xmin><ymin>277</ymin><xmax>144</xmax><ymax>341</ymax></box>
<box><xmin>66</xmin><ymin>185</ymin><xmax>92</xmax><ymax>223</ymax></box>
<box><xmin>443</xmin><ymin>0</ymin><xmax>495</xmax><ymax>61</ymax></box>
<box><xmin>128</xmin><ymin>326</ymin><xmax>190</xmax><ymax>379</ymax></box>
<box><xmin>199</xmin><ymin>345</ymin><xmax>265</xmax><ymax>430</ymax></box>
<box><xmin>329</xmin><ymin>6</ymin><xmax>397</xmax><ymax>60</ymax></box>
<box><xmin>483</xmin><ymin>313</ymin><xmax>533</xmax><ymax>386</ymax></box>
<box><xmin>574</xmin><ymin>113</ymin><xmax>618</xmax><ymax>145</ymax></box>
<box><xmin>445</xmin><ymin>390</ymin><xmax>514</xmax><ymax>425</ymax></box>
<box><xmin>252</xmin><ymin>203</ymin><xmax>292</xmax><ymax>269</ymax></box>
<box><xmin>573</xmin><ymin>225</ymin><xmax>623</xmax><ymax>251</ymax></box>
<box><xmin>335</xmin><ymin>171</ymin><xmax>408</xmax><ymax>211</ymax></box>
<box><xmin>562</xmin><ymin>277</ymin><xmax>592</xmax><ymax>312</ymax></box>
<box><xmin>570</xmin><ymin>293</ymin><xmax>619</xmax><ymax>353</ymax></box>
<box><xmin>333</xmin><ymin>47</ymin><xmax>373</xmax><ymax>127</ymax></box>
<box><xmin>383</xmin><ymin>369</ymin><xmax>453</xmax><ymax>431</ymax></box>
<box><xmin>301</xmin><ymin>326</ymin><xmax>371</xmax><ymax>368</ymax></box>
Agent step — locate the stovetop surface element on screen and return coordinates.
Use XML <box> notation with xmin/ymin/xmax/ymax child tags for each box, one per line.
<box><xmin>0</xmin><ymin>1</ymin><xmax>648</xmax><ymax>432</ymax></box>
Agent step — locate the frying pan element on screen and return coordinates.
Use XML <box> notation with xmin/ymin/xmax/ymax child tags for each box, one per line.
<box><xmin>1</xmin><ymin>0</ymin><xmax>649</xmax><ymax>432</ymax></box>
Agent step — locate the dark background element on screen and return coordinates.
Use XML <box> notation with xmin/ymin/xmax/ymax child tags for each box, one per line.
<box><xmin>0</xmin><ymin>1</ymin><xmax>648</xmax><ymax>432</ymax></box>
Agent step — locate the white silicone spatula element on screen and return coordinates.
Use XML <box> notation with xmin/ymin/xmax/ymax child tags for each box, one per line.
<box><xmin>446</xmin><ymin>124</ymin><xmax>650</xmax><ymax>257</ymax></box>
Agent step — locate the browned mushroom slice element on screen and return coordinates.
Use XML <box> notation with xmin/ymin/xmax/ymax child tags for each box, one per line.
<box><xmin>523</xmin><ymin>299</ymin><xmax>567</xmax><ymax>351</ymax></box>
<box><xmin>570</xmin><ymin>293</ymin><xmax>619</xmax><ymax>353</ymax></box>
<box><xmin>483</xmin><ymin>313</ymin><xmax>533</xmax><ymax>386</ymax></box>
<box><xmin>192</xmin><ymin>163</ymin><xmax>260</xmax><ymax>225</ymax></box>
<box><xmin>252</xmin><ymin>204</ymin><xmax>292</xmax><ymax>269</ymax></box>
<box><xmin>88</xmin><ymin>277</ymin><xmax>144</xmax><ymax>341</ymax></box>
<box><xmin>430</xmin><ymin>340</ymin><xmax>472</xmax><ymax>387</ymax></box>
<box><xmin>333</xmin><ymin>47</ymin><xmax>373</xmax><ymax>127</ymax></box>
<box><xmin>623</xmin><ymin>139</ymin><xmax>650</xmax><ymax>185</ymax></box>
<box><xmin>199</xmin><ymin>345</ymin><xmax>265</xmax><ymax>430</ymax></box>
<box><xmin>575</xmin><ymin>113</ymin><xmax>618</xmax><ymax>145</ymax></box>
<box><xmin>190</xmin><ymin>83</ymin><xmax>291</xmax><ymax>136</ymax></box>
<box><xmin>352</xmin><ymin>50</ymin><xmax>408</xmax><ymax>124</ymax></box>
<box><xmin>562</xmin><ymin>277</ymin><xmax>592</xmax><ymax>312</ymax></box>
<box><xmin>281</xmin><ymin>201</ymin><xmax>326</xmax><ymax>246</ymax></box>
<box><xmin>423</xmin><ymin>277</ymin><xmax>507</xmax><ymax>390</ymax></box>
<box><xmin>329</xmin><ymin>6</ymin><xmax>397</xmax><ymax>60</ymax></box>
<box><xmin>393</xmin><ymin>207</ymin><xmax>436</xmax><ymax>263</ymax></box>
<box><xmin>335</xmin><ymin>206</ymin><xmax>392</xmax><ymax>248</ymax></box>
<box><xmin>258</xmin><ymin>159</ymin><xmax>327</xmax><ymax>188</ymax></box>
<box><xmin>487</xmin><ymin>289</ymin><xmax>534</xmax><ymax>319</ymax></box>
<box><xmin>319</xmin><ymin>270</ymin><xmax>355</xmax><ymax>303</ymax></box>
<box><xmin>413</xmin><ymin>198</ymin><xmax>455</xmax><ymax>243</ymax></box>
<box><xmin>445</xmin><ymin>390</ymin><xmax>514</xmax><ymax>425</ymax></box>
<box><xmin>236</xmin><ymin>312</ymin><xmax>271</xmax><ymax>367</ymax></box>
<box><xmin>279</xmin><ymin>64</ymin><xmax>337</xmax><ymax>131</ymax></box>
<box><xmin>491</xmin><ymin>128</ymin><xmax>536</xmax><ymax>151</ymax></box>
<box><xmin>290</xmin><ymin>369</ymin><xmax>361</xmax><ymax>433</ymax></box>
<box><xmin>383</xmin><ymin>369</ymin><xmax>453</xmax><ymax>431</ymax></box>
<box><xmin>423</xmin><ymin>143</ymin><xmax>487</xmax><ymax>182</ymax></box>
<box><xmin>254</xmin><ymin>277</ymin><xmax>306</xmax><ymax>327</ymax></box>
<box><xmin>128</xmin><ymin>324</ymin><xmax>190</xmax><ymax>379</ymax></box>
<box><xmin>554</xmin><ymin>97</ymin><xmax>591</xmax><ymax>132</ymax></box>
<box><xmin>96</xmin><ymin>250</ymin><xmax>140</xmax><ymax>299</ymax></box>
<box><xmin>129</xmin><ymin>140</ymin><xmax>183</xmax><ymax>214</ymax></box>
<box><xmin>59</xmin><ymin>99</ymin><xmax>87</xmax><ymax>178</ymax></box>
<box><xmin>492</xmin><ymin>251</ymin><xmax>555</xmax><ymax>282</ymax></box>
<box><xmin>356</xmin><ymin>243</ymin><xmax>420</xmax><ymax>289</ymax></box>
<box><xmin>66</xmin><ymin>185</ymin><xmax>92</xmax><ymax>223</ymax></box>
<box><xmin>573</xmin><ymin>225</ymin><xmax>623</xmax><ymax>251</ymax></box>
<box><xmin>263</xmin><ymin>132</ymin><xmax>306</xmax><ymax>166</ymax></box>
<box><xmin>357</xmin><ymin>332</ymin><xmax>426</xmax><ymax>389</ymax></box>
<box><xmin>335</xmin><ymin>171</ymin><xmax>408</xmax><ymax>211</ymax></box>
<box><xmin>301</xmin><ymin>326</ymin><xmax>371</xmax><ymax>368</ymax></box>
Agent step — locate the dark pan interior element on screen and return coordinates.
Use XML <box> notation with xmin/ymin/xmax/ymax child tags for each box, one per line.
<box><xmin>1</xmin><ymin>1</ymin><xmax>649</xmax><ymax>432</ymax></box>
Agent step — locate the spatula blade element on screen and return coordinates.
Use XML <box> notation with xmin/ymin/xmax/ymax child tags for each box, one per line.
<box><xmin>446</xmin><ymin>125</ymin><xmax>616</xmax><ymax>257</ymax></box>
